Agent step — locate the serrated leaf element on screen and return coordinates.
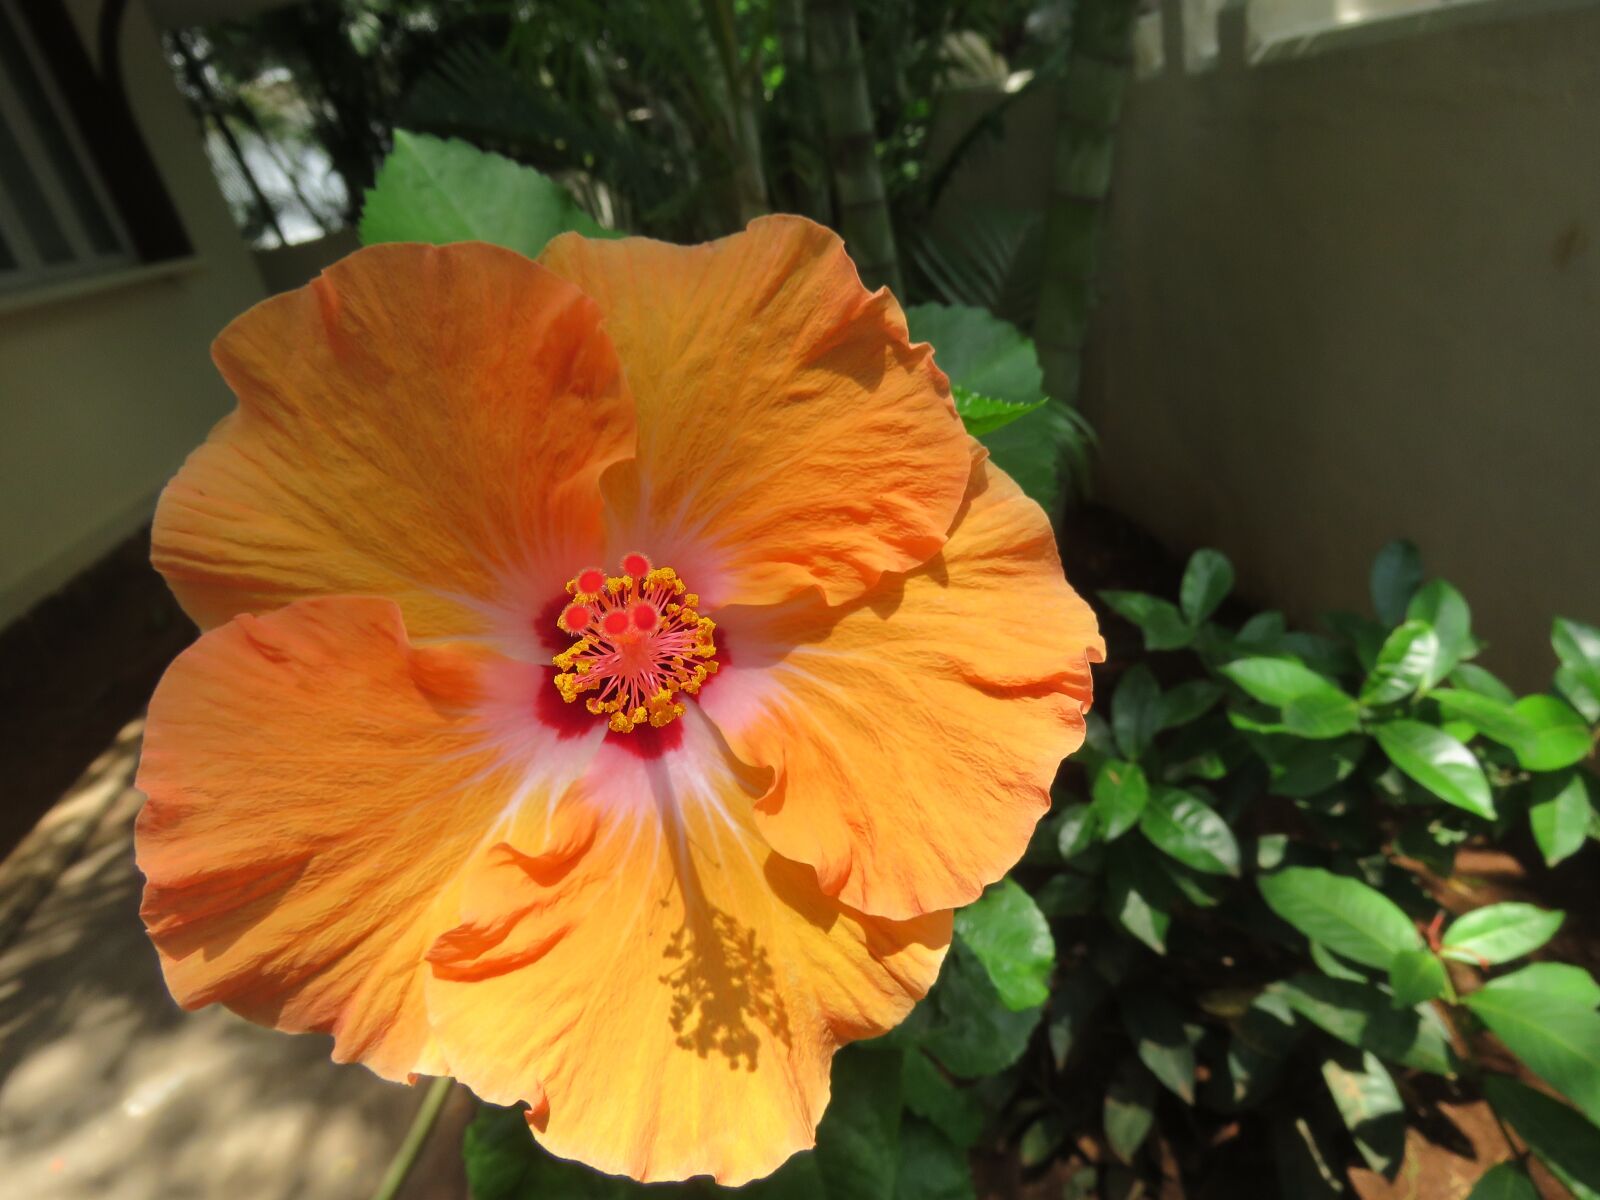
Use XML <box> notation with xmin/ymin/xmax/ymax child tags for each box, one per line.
<box><xmin>1140</xmin><ymin>786</ymin><xmax>1240</xmax><ymax>876</ymax></box>
<box><xmin>1361</xmin><ymin>621</ymin><xmax>1441</xmax><ymax>705</ymax></box>
<box><xmin>1441</xmin><ymin>903</ymin><xmax>1565</xmax><ymax>965</ymax></box>
<box><xmin>1372</xmin><ymin>720</ymin><xmax>1495</xmax><ymax>818</ymax></box>
<box><xmin>1270</xmin><ymin>974</ymin><xmax>1456</xmax><ymax>1075</ymax></box>
<box><xmin>1259</xmin><ymin>867</ymin><xmax>1421</xmax><ymax>969</ymax></box>
<box><xmin>1464</xmin><ymin>967</ymin><xmax>1600</xmax><ymax>1126</ymax></box>
<box><xmin>1181</xmin><ymin>549</ymin><xmax>1235</xmax><ymax>625</ymax></box>
<box><xmin>950</xmin><ymin>383</ymin><xmax>1046</xmax><ymax>437</ymax></box>
<box><xmin>1482</xmin><ymin>1074</ymin><xmax>1600</xmax><ymax>1200</ymax></box>
<box><xmin>953</xmin><ymin>879</ymin><xmax>1054</xmax><ymax>1011</ymax></box>
<box><xmin>1371</xmin><ymin>540</ymin><xmax>1423</xmax><ymax>627</ymax></box>
<box><xmin>360</xmin><ymin>129</ymin><xmax>614</xmax><ymax>255</ymax></box>
<box><xmin>1104</xmin><ymin>1056</ymin><xmax>1158</xmax><ymax>1162</ymax></box>
<box><xmin>1529</xmin><ymin>771</ymin><xmax>1592</xmax><ymax>868</ymax></box>
<box><xmin>1387</xmin><ymin>948</ymin><xmax>1449</xmax><ymax>1007</ymax></box>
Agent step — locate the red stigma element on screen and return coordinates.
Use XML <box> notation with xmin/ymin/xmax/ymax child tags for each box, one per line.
<box><xmin>621</xmin><ymin>552</ymin><xmax>651</xmax><ymax>578</ymax></box>
<box><xmin>601</xmin><ymin>610</ymin><xmax>631</xmax><ymax>636</ymax></box>
<box><xmin>576</xmin><ymin>568</ymin><xmax>607</xmax><ymax>595</ymax></box>
<box><xmin>631</xmin><ymin>603</ymin><xmax>659</xmax><ymax>631</ymax></box>
<box><xmin>558</xmin><ymin>603</ymin><xmax>591</xmax><ymax>634</ymax></box>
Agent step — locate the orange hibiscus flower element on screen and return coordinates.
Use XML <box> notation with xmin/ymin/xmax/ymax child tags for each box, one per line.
<box><xmin>135</xmin><ymin>216</ymin><xmax>1102</xmax><ymax>1184</ymax></box>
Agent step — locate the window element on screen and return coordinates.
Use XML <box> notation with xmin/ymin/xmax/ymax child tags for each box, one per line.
<box><xmin>0</xmin><ymin>0</ymin><xmax>188</xmax><ymax>294</ymax></box>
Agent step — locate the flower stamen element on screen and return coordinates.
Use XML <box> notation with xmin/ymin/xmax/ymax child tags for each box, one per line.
<box><xmin>551</xmin><ymin>558</ymin><xmax>718</xmax><ymax>733</ymax></box>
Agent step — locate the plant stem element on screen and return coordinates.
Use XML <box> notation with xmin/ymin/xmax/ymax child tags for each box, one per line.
<box><xmin>370</xmin><ymin>1075</ymin><xmax>454</xmax><ymax>1200</ymax></box>
<box><xmin>807</xmin><ymin>0</ymin><xmax>903</xmax><ymax>294</ymax></box>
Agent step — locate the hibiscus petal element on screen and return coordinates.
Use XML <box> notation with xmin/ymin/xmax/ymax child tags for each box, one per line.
<box><xmin>153</xmin><ymin>242</ymin><xmax>634</xmax><ymax>637</ymax></box>
<box><xmin>538</xmin><ymin>215</ymin><xmax>972</xmax><ymax>609</ymax></box>
<box><xmin>702</xmin><ymin>459</ymin><xmax>1105</xmax><ymax>919</ymax></box>
<box><xmin>424</xmin><ymin>710</ymin><xmax>950</xmax><ymax>1185</ymax></box>
<box><xmin>135</xmin><ymin>596</ymin><xmax>597</xmax><ymax>1080</ymax></box>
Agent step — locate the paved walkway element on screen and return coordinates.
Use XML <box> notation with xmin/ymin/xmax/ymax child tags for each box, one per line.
<box><xmin>0</xmin><ymin>722</ymin><xmax>471</xmax><ymax>1200</ymax></box>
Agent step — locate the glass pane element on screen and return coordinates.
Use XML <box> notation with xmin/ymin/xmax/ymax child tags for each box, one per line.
<box><xmin>0</xmin><ymin>108</ymin><xmax>71</xmax><ymax>263</ymax></box>
<box><xmin>0</xmin><ymin>2</ymin><xmax>121</xmax><ymax>255</ymax></box>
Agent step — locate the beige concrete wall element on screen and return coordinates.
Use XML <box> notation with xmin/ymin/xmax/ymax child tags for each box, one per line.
<box><xmin>0</xmin><ymin>0</ymin><xmax>266</xmax><ymax>626</ymax></box>
<box><xmin>1081</xmin><ymin>1</ymin><xmax>1600</xmax><ymax>685</ymax></box>
<box><xmin>921</xmin><ymin>3</ymin><xmax>1600</xmax><ymax>684</ymax></box>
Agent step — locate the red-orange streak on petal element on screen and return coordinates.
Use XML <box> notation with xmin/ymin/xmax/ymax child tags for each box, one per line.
<box><xmin>539</xmin><ymin>216</ymin><xmax>972</xmax><ymax>609</ymax></box>
<box><xmin>152</xmin><ymin>242</ymin><xmax>634</xmax><ymax>637</ymax></box>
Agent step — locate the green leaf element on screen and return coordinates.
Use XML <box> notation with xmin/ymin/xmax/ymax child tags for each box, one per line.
<box><xmin>1112</xmin><ymin>666</ymin><xmax>1162</xmax><ymax>760</ymax></box>
<box><xmin>1372</xmin><ymin>720</ymin><xmax>1495</xmax><ymax>818</ymax></box>
<box><xmin>1253</xmin><ymin>733</ymin><xmax>1367</xmax><ymax>799</ymax></box>
<box><xmin>906</xmin><ymin>302</ymin><xmax>1046</xmax><ymax>405</ymax></box>
<box><xmin>1121</xmin><ymin>992</ymin><xmax>1197</xmax><ymax>1102</ymax></box>
<box><xmin>1324</xmin><ymin>610</ymin><xmax>1389</xmax><ymax>673</ymax></box>
<box><xmin>1387</xmin><ymin>948</ymin><xmax>1450</xmax><ymax>1007</ymax></box>
<box><xmin>1311</xmin><ymin>940</ymin><xmax>1372</xmax><ymax>983</ymax></box>
<box><xmin>1181</xmin><ymin>549</ymin><xmax>1235</xmax><ymax>625</ymax></box>
<box><xmin>1434</xmin><ymin>690</ymin><xmax>1592</xmax><ymax>771</ymax></box>
<box><xmin>1101</xmin><ymin>591</ymin><xmax>1194</xmax><ymax>651</ymax></box>
<box><xmin>1055</xmin><ymin>803</ymin><xmax>1099</xmax><ymax>860</ymax></box>
<box><xmin>1140</xmin><ymin>786</ymin><xmax>1240</xmax><ymax>876</ymax></box>
<box><xmin>1553</xmin><ymin>618</ymin><xmax>1600</xmax><ymax>719</ymax></box>
<box><xmin>1465</xmin><ymin>1162</ymin><xmax>1538</xmax><ymax>1200</ymax></box>
<box><xmin>1483</xmin><ymin>1074</ymin><xmax>1600</xmax><ymax>1200</ymax></box>
<box><xmin>1156</xmin><ymin>680</ymin><xmax>1225</xmax><ymax>731</ymax></box>
<box><xmin>1094</xmin><ymin>760</ymin><xmax>1151</xmax><ymax>841</ymax></box>
<box><xmin>1220</xmin><ymin>658</ymin><xmax>1361</xmax><ymax>739</ymax></box>
<box><xmin>1321</xmin><ymin>1048</ymin><xmax>1405</xmax><ymax>1178</ymax></box>
<box><xmin>1441</xmin><ymin>903</ymin><xmax>1565</xmax><ymax>965</ymax></box>
<box><xmin>1530</xmin><ymin>771</ymin><xmax>1593</xmax><ymax>868</ymax></box>
<box><xmin>1104</xmin><ymin>843</ymin><xmax>1173</xmax><ymax>954</ymax></box>
<box><xmin>1271</xmin><ymin>974</ymin><xmax>1456</xmax><ymax>1075</ymax></box>
<box><xmin>1508</xmin><ymin>695</ymin><xmax>1592</xmax><ymax>771</ymax></box>
<box><xmin>953</xmin><ymin>879</ymin><xmax>1054</xmax><ymax>1011</ymax></box>
<box><xmin>1048</xmin><ymin>973</ymin><xmax>1106</xmax><ymax>1070</ymax></box>
<box><xmin>1465</xmin><ymin>967</ymin><xmax>1600</xmax><ymax>1126</ymax></box>
<box><xmin>1034</xmin><ymin>872</ymin><xmax>1095</xmax><ymax>918</ymax></box>
<box><xmin>1451</xmin><ymin>662</ymin><xmax>1518</xmax><ymax>704</ymax></box>
<box><xmin>1406</xmin><ymin>580</ymin><xmax>1472</xmax><ymax>688</ymax></box>
<box><xmin>360</xmin><ymin>130</ymin><xmax>613</xmax><ymax>256</ymax></box>
<box><xmin>921</xmin><ymin>939</ymin><xmax>1042</xmax><ymax>1078</ymax></box>
<box><xmin>816</xmin><ymin>1046</ymin><xmax>904</xmax><ymax>1200</ymax></box>
<box><xmin>1222</xmin><ymin>991</ymin><xmax>1301</xmax><ymax>1109</ymax></box>
<box><xmin>1361</xmin><ymin>621</ymin><xmax>1441</xmax><ymax>705</ymax></box>
<box><xmin>1371</xmin><ymin>540</ymin><xmax>1423</xmax><ymax>627</ymax></box>
<box><xmin>1104</xmin><ymin>1056</ymin><xmax>1158</xmax><ymax>1163</ymax></box>
<box><xmin>949</xmin><ymin>383</ymin><xmax>1046</xmax><ymax>437</ymax></box>
<box><xmin>1258</xmin><ymin>866</ymin><xmax>1421</xmax><ymax>970</ymax></box>
<box><xmin>978</xmin><ymin>403</ymin><xmax>1084</xmax><ymax>511</ymax></box>
<box><xmin>894</xmin><ymin>1117</ymin><xmax>976</xmax><ymax>1200</ymax></box>
<box><xmin>902</xmin><ymin>1050</ymin><xmax>984</xmax><ymax>1148</ymax></box>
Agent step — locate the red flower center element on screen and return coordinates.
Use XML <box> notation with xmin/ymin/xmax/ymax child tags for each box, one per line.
<box><xmin>551</xmin><ymin>553</ymin><xmax>719</xmax><ymax>733</ymax></box>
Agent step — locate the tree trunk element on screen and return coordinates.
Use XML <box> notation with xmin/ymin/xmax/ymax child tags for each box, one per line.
<box><xmin>773</xmin><ymin>0</ymin><xmax>831</xmax><ymax>222</ymax></box>
<box><xmin>806</xmin><ymin>0</ymin><xmax>901</xmax><ymax>294</ymax></box>
<box><xmin>1033</xmin><ymin>0</ymin><xmax>1138</xmax><ymax>404</ymax></box>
